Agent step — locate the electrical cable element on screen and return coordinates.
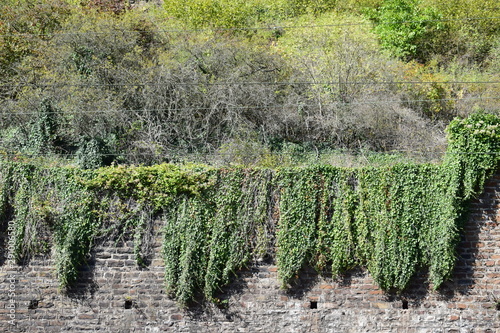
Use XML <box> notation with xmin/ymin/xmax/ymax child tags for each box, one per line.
<box><xmin>1</xmin><ymin>16</ymin><xmax>500</xmax><ymax>37</ymax></box>
<box><xmin>1</xmin><ymin>81</ymin><xmax>499</xmax><ymax>89</ymax></box>
<box><xmin>0</xmin><ymin>96</ymin><xmax>498</xmax><ymax>116</ymax></box>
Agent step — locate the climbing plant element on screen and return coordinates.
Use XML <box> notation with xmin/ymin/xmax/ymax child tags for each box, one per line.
<box><xmin>0</xmin><ymin>112</ymin><xmax>499</xmax><ymax>306</ymax></box>
<box><xmin>275</xmin><ymin>167</ymin><xmax>321</xmax><ymax>286</ymax></box>
<box><xmin>163</xmin><ymin>168</ymin><xmax>273</xmax><ymax>306</ymax></box>
<box><xmin>0</xmin><ymin>162</ymin><xmax>98</xmax><ymax>289</ymax></box>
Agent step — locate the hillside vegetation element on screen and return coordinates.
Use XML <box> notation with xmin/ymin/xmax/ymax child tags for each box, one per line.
<box><xmin>1</xmin><ymin>2</ymin><xmax>500</xmax><ymax>305</ymax></box>
<box><xmin>0</xmin><ymin>0</ymin><xmax>499</xmax><ymax>166</ymax></box>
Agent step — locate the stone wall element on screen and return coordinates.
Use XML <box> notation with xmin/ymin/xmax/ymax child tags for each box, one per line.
<box><xmin>1</xmin><ymin>174</ymin><xmax>500</xmax><ymax>332</ymax></box>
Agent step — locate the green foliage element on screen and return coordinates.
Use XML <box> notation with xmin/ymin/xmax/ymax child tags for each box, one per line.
<box><xmin>278</xmin><ymin>0</ymin><xmax>337</xmax><ymax>17</ymax></box>
<box><xmin>315</xmin><ymin>168</ymin><xmax>357</xmax><ymax>276</ymax></box>
<box><xmin>0</xmin><ymin>0</ymin><xmax>72</xmax><ymax>74</ymax></box>
<box><xmin>75</xmin><ymin>138</ymin><xmax>106</xmax><ymax>169</ymax></box>
<box><xmin>0</xmin><ymin>0</ymin><xmax>499</xmax><ymax>306</ymax></box>
<box><xmin>52</xmin><ymin>170</ymin><xmax>97</xmax><ymax>288</ymax></box>
<box><xmin>367</xmin><ymin>0</ymin><xmax>444</xmax><ymax>62</ymax></box>
<box><xmin>163</xmin><ymin>194</ymin><xmax>212</xmax><ymax>305</ymax></box>
<box><xmin>85</xmin><ymin>163</ymin><xmax>212</xmax><ymax>209</ymax></box>
<box><xmin>0</xmin><ymin>162</ymin><xmax>97</xmax><ymax>289</ymax></box>
<box><xmin>420</xmin><ymin>0</ymin><xmax>500</xmax><ymax>65</ymax></box>
<box><xmin>83</xmin><ymin>0</ymin><xmax>129</xmax><ymax>14</ymax></box>
<box><xmin>272</xmin><ymin>11</ymin><xmax>444</xmax><ymax>151</ymax></box>
<box><xmin>163</xmin><ymin>168</ymin><xmax>272</xmax><ymax>305</ymax></box>
<box><xmin>161</xmin><ymin>0</ymin><xmax>338</xmax><ymax>30</ymax></box>
<box><xmin>0</xmin><ymin>0</ymin><xmax>499</xmax><ymax>304</ymax></box>
<box><xmin>357</xmin><ymin>164</ymin><xmax>438</xmax><ymax>289</ymax></box>
<box><xmin>276</xmin><ymin>167</ymin><xmax>320</xmax><ymax>286</ymax></box>
<box><xmin>1</xmin><ymin>0</ymin><xmax>498</xmax><ymax>166</ymax></box>
<box><xmin>27</xmin><ymin>99</ymin><xmax>60</xmax><ymax>155</ymax></box>
<box><xmin>162</xmin><ymin>0</ymin><xmax>276</xmax><ymax>29</ymax></box>
<box><xmin>9</xmin><ymin>164</ymin><xmax>46</xmax><ymax>263</ymax></box>
<box><xmin>0</xmin><ymin>113</ymin><xmax>497</xmax><ymax>297</ymax></box>
<box><xmin>444</xmin><ymin>112</ymin><xmax>500</xmax><ymax>199</ymax></box>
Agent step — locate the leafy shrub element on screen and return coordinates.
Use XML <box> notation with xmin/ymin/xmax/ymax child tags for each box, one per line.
<box><xmin>399</xmin><ymin>61</ymin><xmax>455</xmax><ymax>120</ymax></box>
<box><xmin>75</xmin><ymin>138</ymin><xmax>106</xmax><ymax>169</ymax></box>
<box><xmin>83</xmin><ymin>0</ymin><xmax>129</xmax><ymax>14</ymax></box>
<box><xmin>367</xmin><ymin>0</ymin><xmax>444</xmax><ymax>62</ymax></box>
<box><xmin>162</xmin><ymin>0</ymin><xmax>339</xmax><ymax>30</ymax></box>
<box><xmin>162</xmin><ymin>0</ymin><xmax>274</xmax><ymax>29</ymax></box>
<box><xmin>0</xmin><ymin>0</ymin><xmax>72</xmax><ymax>100</ymax></box>
<box><xmin>420</xmin><ymin>0</ymin><xmax>500</xmax><ymax>65</ymax></box>
<box><xmin>27</xmin><ymin>99</ymin><xmax>61</xmax><ymax>155</ymax></box>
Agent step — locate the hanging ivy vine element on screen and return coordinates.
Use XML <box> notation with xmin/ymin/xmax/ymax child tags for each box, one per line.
<box><xmin>0</xmin><ymin>112</ymin><xmax>499</xmax><ymax>306</ymax></box>
<box><xmin>0</xmin><ymin>163</ymin><xmax>97</xmax><ymax>289</ymax></box>
<box><xmin>163</xmin><ymin>168</ymin><xmax>273</xmax><ymax>306</ymax></box>
<box><xmin>276</xmin><ymin>167</ymin><xmax>320</xmax><ymax>287</ymax></box>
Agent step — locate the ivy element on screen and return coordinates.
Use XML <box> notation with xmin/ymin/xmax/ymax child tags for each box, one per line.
<box><xmin>275</xmin><ymin>168</ymin><xmax>319</xmax><ymax>286</ymax></box>
<box><xmin>85</xmin><ymin>163</ymin><xmax>211</xmax><ymax>209</ymax></box>
<box><xmin>315</xmin><ymin>168</ymin><xmax>357</xmax><ymax>277</ymax></box>
<box><xmin>358</xmin><ymin>165</ymin><xmax>428</xmax><ymax>290</ymax></box>
<box><xmin>0</xmin><ymin>112</ymin><xmax>499</xmax><ymax>305</ymax></box>
<box><xmin>163</xmin><ymin>168</ymin><xmax>273</xmax><ymax>305</ymax></box>
<box><xmin>445</xmin><ymin>112</ymin><xmax>500</xmax><ymax>199</ymax></box>
<box><xmin>170</xmin><ymin>195</ymin><xmax>211</xmax><ymax>305</ymax></box>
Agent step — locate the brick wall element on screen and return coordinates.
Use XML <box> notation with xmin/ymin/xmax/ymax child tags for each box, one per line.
<box><xmin>1</xmin><ymin>174</ymin><xmax>500</xmax><ymax>332</ymax></box>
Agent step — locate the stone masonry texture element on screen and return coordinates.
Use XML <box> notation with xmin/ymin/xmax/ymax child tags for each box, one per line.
<box><xmin>1</xmin><ymin>174</ymin><xmax>500</xmax><ymax>332</ymax></box>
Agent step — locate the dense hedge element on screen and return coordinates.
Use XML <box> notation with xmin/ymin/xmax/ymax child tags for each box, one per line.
<box><xmin>0</xmin><ymin>113</ymin><xmax>499</xmax><ymax>306</ymax></box>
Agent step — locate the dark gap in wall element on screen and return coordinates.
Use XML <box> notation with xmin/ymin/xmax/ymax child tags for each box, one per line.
<box><xmin>402</xmin><ymin>300</ymin><xmax>409</xmax><ymax>309</ymax></box>
<box><xmin>310</xmin><ymin>301</ymin><xmax>317</xmax><ymax>309</ymax></box>
<box><xmin>124</xmin><ymin>299</ymin><xmax>133</xmax><ymax>309</ymax></box>
<box><xmin>66</xmin><ymin>254</ymin><xmax>98</xmax><ymax>300</ymax></box>
<box><xmin>0</xmin><ymin>201</ymin><xmax>15</xmax><ymax>266</ymax></box>
<box><xmin>495</xmin><ymin>302</ymin><xmax>500</xmax><ymax>311</ymax></box>
<box><xmin>28</xmin><ymin>300</ymin><xmax>38</xmax><ymax>310</ymax></box>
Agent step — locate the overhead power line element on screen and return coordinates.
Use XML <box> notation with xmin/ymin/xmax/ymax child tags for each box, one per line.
<box><xmin>2</xmin><ymin>150</ymin><xmax>500</xmax><ymax>159</ymax></box>
<box><xmin>1</xmin><ymin>16</ymin><xmax>499</xmax><ymax>37</ymax></box>
<box><xmin>1</xmin><ymin>81</ymin><xmax>499</xmax><ymax>89</ymax></box>
<box><xmin>1</xmin><ymin>96</ymin><xmax>499</xmax><ymax>116</ymax></box>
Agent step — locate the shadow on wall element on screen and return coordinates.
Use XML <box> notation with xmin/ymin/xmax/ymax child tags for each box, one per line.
<box><xmin>65</xmin><ymin>253</ymin><xmax>99</xmax><ymax>301</ymax></box>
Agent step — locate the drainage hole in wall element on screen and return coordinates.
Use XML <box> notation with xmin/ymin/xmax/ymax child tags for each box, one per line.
<box><xmin>402</xmin><ymin>300</ymin><xmax>409</xmax><ymax>310</ymax></box>
<box><xmin>310</xmin><ymin>301</ymin><xmax>317</xmax><ymax>309</ymax></box>
<box><xmin>124</xmin><ymin>300</ymin><xmax>133</xmax><ymax>309</ymax></box>
<box><xmin>28</xmin><ymin>300</ymin><xmax>39</xmax><ymax>310</ymax></box>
